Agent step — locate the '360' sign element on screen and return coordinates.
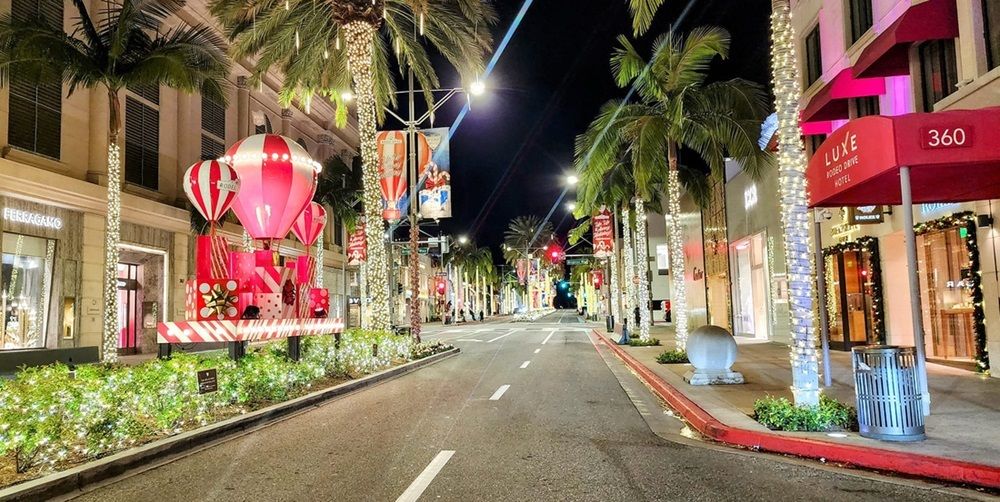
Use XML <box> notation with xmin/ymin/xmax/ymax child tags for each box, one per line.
<box><xmin>921</xmin><ymin>126</ymin><xmax>973</xmax><ymax>149</ymax></box>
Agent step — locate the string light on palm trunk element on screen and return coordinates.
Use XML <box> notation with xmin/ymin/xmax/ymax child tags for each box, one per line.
<box><xmin>665</xmin><ymin>168</ymin><xmax>688</xmax><ymax>348</ymax></box>
<box><xmin>770</xmin><ymin>0</ymin><xmax>819</xmax><ymax>406</ymax></box>
<box><xmin>102</xmin><ymin>143</ymin><xmax>122</xmax><ymax>363</ymax></box>
<box><xmin>634</xmin><ymin>198</ymin><xmax>652</xmax><ymax>340</ymax></box>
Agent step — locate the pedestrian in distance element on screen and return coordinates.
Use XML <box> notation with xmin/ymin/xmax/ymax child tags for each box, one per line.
<box><xmin>479</xmin><ymin>310</ymin><xmax>484</xmax><ymax>321</ymax></box>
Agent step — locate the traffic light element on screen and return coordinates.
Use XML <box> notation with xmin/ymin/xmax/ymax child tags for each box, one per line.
<box><xmin>548</xmin><ymin>243</ymin><xmax>563</xmax><ymax>264</ymax></box>
<box><xmin>436</xmin><ymin>278</ymin><xmax>447</xmax><ymax>295</ymax></box>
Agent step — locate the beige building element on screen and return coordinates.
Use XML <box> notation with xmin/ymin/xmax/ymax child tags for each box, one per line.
<box><xmin>0</xmin><ymin>0</ymin><xmax>360</xmax><ymax>369</ymax></box>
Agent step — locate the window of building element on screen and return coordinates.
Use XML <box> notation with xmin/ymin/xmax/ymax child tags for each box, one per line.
<box><xmin>334</xmin><ymin>217</ymin><xmax>344</xmax><ymax>247</ymax></box>
<box><xmin>7</xmin><ymin>0</ymin><xmax>63</xmax><ymax>160</ymax></box>
<box><xmin>201</xmin><ymin>94</ymin><xmax>226</xmax><ymax>161</ymax></box>
<box><xmin>984</xmin><ymin>0</ymin><xmax>1000</xmax><ymax>70</ymax></box>
<box><xmin>1</xmin><ymin>233</ymin><xmax>56</xmax><ymax>350</ymax></box>
<box><xmin>804</xmin><ymin>25</ymin><xmax>823</xmax><ymax>87</ymax></box>
<box><xmin>254</xmin><ymin>113</ymin><xmax>273</xmax><ymax>134</ymax></box>
<box><xmin>847</xmin><ymin>0</ymin><xmax>873</xmax><ymax>46</ymax></box>
<box><xmin>853</xmin><ymin>95</ymin><xmax>880</xmax><ymax>118</ymax></box>
<box><xmin>125</xmin><ymin>85</ymin><xmax>160</xmax><ymax>190</ymax></box>
<box><xmin>807</xmin><ymin>134</ymin><xmax>827</xmax><ymax>158</ymax></box>
<box><xmin>656</xmin><ymin>244</ymin><xmax>669</xmax><ymax>276</ymax></box>
<box><xmin>918</xmin><ymin>39</ymin><xmax>959</xmax><ymax>111</ymax></box>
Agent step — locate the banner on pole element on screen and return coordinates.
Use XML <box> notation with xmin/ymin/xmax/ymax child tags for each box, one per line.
<box><xmin>417</xmin><ymin>128</ymin><xmax>452</xmax><ymax>220</ymax></box>
<box><xmin>347</xmin><ymin>221</ymin><xmax>367</xmax><ymax>266</ymax></box>
<box><xmin>376</xmin><ymin>131</ymin><xmax>408</xmax><ymax>221</ymax></box>
<box><xmin>516</xmin><ymin>259</ymin><xmax>528</xmax><ymax>285</ymax></box>
<box><xmin>593</xmin><ymin>207</ymin><xmax>614</xmax><ymax>258</ymax></box>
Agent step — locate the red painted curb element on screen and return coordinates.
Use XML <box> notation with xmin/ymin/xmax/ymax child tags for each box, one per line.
<box><xmin>592</xmin><ymin>329</ymin><xmax>1000</xmax><ymax>489</ymax></box>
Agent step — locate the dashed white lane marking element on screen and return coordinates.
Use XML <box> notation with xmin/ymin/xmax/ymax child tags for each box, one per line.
<box><xmin>541</xmin><ymin>330</ymin><xmax>556</xmax><ymax>345</ymax></box>
<box><xmin>395</xmin><ymin>450</ymin><xmax>456</xmax><ymax>502</ymax></box>
<box><xmin>489</xmin><ymin>384</ymin><xmax>511</xmax><ymax>401</ymax></box>
<box><xmin>520</xmin><ymin>361</ymin><xmax>531</xmax><ymax>369</ymax></box>
<box><xmin>455</xmin><ymin>339</ymin><xmax>483</xmax><ymax>342</ymax></box>
<box><xmin>534</xmin><ymin>348</ymin><xmax>541</xmax><ymax>354</ymax></box>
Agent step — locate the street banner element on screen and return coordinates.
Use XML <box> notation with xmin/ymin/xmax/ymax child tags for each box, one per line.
<box><xmin>516</xmin><ymin>259</ymin><xmax>528</xmax><ymax>285</ymax></box>
<box><xmin>417</xmin><ymin>128</ymin><xmax>452</xmax><ymax>219</ymax></box>
<box><xmin>347</xmin><ymin>221</ymin><xmax>367</xmax><ymax>266</ymax></box>
<box><xmin>376</xmin><ymin>131</ymin><xmax>408</xmax><ymax>221</ymax></box>
<box><xmin>593</xmin><ymin>207</ymin><xmax>614</xmax><ymax>258</ymax></box>
<box><xmin>590</xmin><ymin>269</ymin><xmax>604</xmax><ymax>289</ymax></box>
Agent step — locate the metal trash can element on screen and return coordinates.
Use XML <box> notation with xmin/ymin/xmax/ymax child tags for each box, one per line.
<box><xmin>851</xmin><ymin>346</ymin><xmax>925</xmax><ymax>442</ymax></box>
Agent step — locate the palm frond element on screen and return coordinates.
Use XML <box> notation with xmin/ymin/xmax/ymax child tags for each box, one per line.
<box><xmin>628</xmin><ymin>0</ymin><xmax>666</xmax><ymax>37</ymax></box>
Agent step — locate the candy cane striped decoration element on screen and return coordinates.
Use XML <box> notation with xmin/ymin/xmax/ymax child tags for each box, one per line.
<box><xmin>157</xmin><ymin>318</ymin><xmax>345</xmax><ymax>344</ymax></box>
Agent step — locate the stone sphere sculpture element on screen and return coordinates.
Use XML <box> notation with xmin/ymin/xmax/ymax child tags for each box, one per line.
<box><xmin>684</xmin><ymin>325</ymin><xmax>744</xmax><ymax>385</ymax></box>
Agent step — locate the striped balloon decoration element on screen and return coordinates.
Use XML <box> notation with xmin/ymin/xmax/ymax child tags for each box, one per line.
<box><xmin>183</xmin><ymin>159</ymin><xmax>241</xmax><ymax>224</ymax></box>
<box><xmin>291</xmin><ymin>201</ymin><xmax>327</xmax><ymax>247</ymax></box>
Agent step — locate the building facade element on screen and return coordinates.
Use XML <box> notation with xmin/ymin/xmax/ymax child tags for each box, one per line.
<box><xmin>0</xmin><ymin>0</ymin><xmax>360</xmax><ymax>369</ymax></box>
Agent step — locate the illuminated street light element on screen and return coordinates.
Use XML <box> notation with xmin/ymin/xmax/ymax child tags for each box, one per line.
<box><xmin>566</xmin><ymin>175</ymin><xmax>578</xmax><ymax>186</ymax></box>
<box><xmin>458</xmin><ymin>235</ymin><xmax>469</xmax><ymax>245</ymax></box>
<box><xmin>469</xmin><ymin>79</ymin><xmax>486</xmax><ymax>96</ymax></box>
<box><xmin>566</xmin><ymin>202</ymin><xmax>576</xmax><ymax>211</ymax></box>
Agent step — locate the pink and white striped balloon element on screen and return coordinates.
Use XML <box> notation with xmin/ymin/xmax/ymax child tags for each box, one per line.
<box><xmin>183</xmin><ymin>159</ymin><xmax>241</xmax><ymax>223</ymax></box>
<box><xmin>291</xmin><ymin>202</ymin><xmax>327</xmax><ymax>247</ymax></box>
<box><xmin>222</xmin><ymin>134</ymin><xmax>321</xmax><ymax>242</ymax></box>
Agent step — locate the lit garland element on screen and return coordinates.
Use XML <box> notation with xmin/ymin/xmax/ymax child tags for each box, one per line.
<box><xmin>609</xmin><ymin>250</ymin><xmax>621</xmax><ymax>322</ymax></box>
<box><xmin>914</xmin><ymin>211</ymin><xmax>989</xmax><ymax>372</ymax></box>
<box><xmin>634</xmin><ymin>199</ymin><xmax>652</xmax><ymax>340</ymax></box>
<box><xmin>315</xmin><ymin>232</ymin><xmax>324</xmax><ymax>288</ymax></box>
<box><xmin>621</xmin><ymin>205</ymin><xmax>636</xmax><ymax>321</ymax></box>
<box><xmin>822</xmin><ymin>236</ymin><xmax>886</xmax><ymax>345</ymax></box>
<box><xmin>770</xmin><ymin>0</ymin><xmax>819</xmax><ymax>406</ymax></box>
<box><xmin>102</xmin><ymin>142</ymin><xmax>122</xmax><ymax>364</ymax></box>
<box><xmin>241</xmin><ymin>230</ymin><xmax>253</xmax><ymax>252</ymax></box>
<box><xmin>766</xmin><ymin>235</ymin><xmax>777</xmax><ymax>335</ymax></box>
<box><xmin>665</xmin><ymin>169</ymin><xmax>688</xmax><ymax>348</ymax></box>
<box><xmin>344</xmin><ymin>21</ymin><xmax>390</xmax><ymax>332</ymax></box>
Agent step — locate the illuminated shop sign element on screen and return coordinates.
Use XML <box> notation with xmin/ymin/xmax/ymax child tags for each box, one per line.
<box><xmin>2</xmin><ymin>208</ymin><xmax>63</xmax><ymax>229</ymax></box>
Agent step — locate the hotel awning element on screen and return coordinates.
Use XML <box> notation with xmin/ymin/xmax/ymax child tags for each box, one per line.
<box><xmin>807</xmin><ymin>107</ymin><xmax>1000</xmax><ymax>207</ymax></box>
<box><xmin>852</xmin><ymin>0</ymin><xmax>958</xmax><ymax>78</ymax></box>
<box><xmin>800</xmin><ymin>69</ymin><xmax>886</xmax><ymax>123</ymax></box>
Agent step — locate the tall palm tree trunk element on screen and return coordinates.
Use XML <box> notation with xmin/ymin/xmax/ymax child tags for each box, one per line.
<box><xmin>633</xmin><ymin>198</ymin><xmax>651</xmax><ymax>340</ymax></box>
<box><xmin>621</xmin><ymin>205</ymin><xmax>636</xmax><ymax>328</ymax></box>
<box><xmin>609</xmin><ymin>211</ymin><xmax>622</xmax><ymax>324</ymax></box>
<box><xmin>344</xmin><ymin>22</ymin><xmax>390</xmax><ymax>331</ymax></box>
<box><xmin>409</xmin><ymin>224</ymin><xmax>421</xmax><ymax>341</ymax></box>
<box><xmin>101</xmin><ymin>88</ymin><xmax>123</xmax><ymax>363</ymax></box>
<box><xmin>770</xmin><ymin>0</ymin><xmax>819</xmax><ymax>406</ymax></box>
<box><xmin>666</xmin><ymin>143</ymin><xmax>689</xmax><ymax>349</ymax></box>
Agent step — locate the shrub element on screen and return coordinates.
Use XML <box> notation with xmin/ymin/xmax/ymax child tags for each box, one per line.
<box><xmin>0</xmin><ymin>329</ymin><xmax>417</xmax><ymax>477</ymax></box>
<box><xmin>411</xmin><ymin>341</ymin><xmax>454</xmax><ymax>360</ymax></box>
<box><xmin>656</xmin><ymin>350</ymin><xmax>689</xmax><ymax>364</ymax></box>
<box><xmin>753</xmin><ymin>395</ymin><xmax>858</xmax><ymax>432</ymax></box>
<box><xmin>628</xmin><ymin>338</ymin><xmax>660</xmax><ymax>347</ymax></box>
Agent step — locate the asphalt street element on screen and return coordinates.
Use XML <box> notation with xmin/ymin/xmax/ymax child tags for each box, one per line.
<box><xmin>71</xmin><ymin>311</ymin><xmax>984</xmax><ymax>502</ymax></box>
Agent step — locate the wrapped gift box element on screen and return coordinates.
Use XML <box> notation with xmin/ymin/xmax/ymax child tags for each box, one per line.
<box><xmin>186</xmin><ymin>279</ymin><xmax>240</xmax><ymax>321</ymax></box>
<box><xmin>195</xmin><ymin>235</ymin><xmax>229</xmax><ymax>280</ymax></box>
<box><xmin>281</xmin><ymin>279</ymin><xmax>298</xmax><ymax>318</ymax></box>
<box><xmin>229</xmin><ymin>251</ymin><xmax>256</xmax><ymax>294</ymax></box>
<box><xmin>295</xmin><ymin>255</ymin><xmax>316</xmax><ymax>287</ymax></box>
<box><xmin>308</xmin><ymin>288</ymin><xmax>330</xmax><ymax>317</ymax></box>
<box><xmin>255</xmin><ymin>263</ymin><xmax>296</xmax><ymax>295</ymax></box>
<box><xmin>254</xmin><ymin>293</ymin><xmax>283</xmax><ymax>320</ymax></box>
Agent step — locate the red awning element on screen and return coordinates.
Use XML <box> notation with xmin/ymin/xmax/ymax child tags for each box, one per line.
<box><xmin>800</xmin><ymin>69</ymin><xmax>886</xmax><ymax>123</ymax></box>
<box><xmin>852</xmin><ymin>0</ymin><xmax>958</xmax><ymax>78</ymax></box>
<box><xmin>807</xmin><ymin>107</ymin><xmax>1000</xmax><ymax>207</ymax></box>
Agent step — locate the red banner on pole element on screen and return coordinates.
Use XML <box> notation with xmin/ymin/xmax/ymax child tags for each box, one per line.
<box><xmin>516</xmin><ymin>259</ymin><xmax>528</xmax><ymax>285</ymax></box>
<box><xmin>347</xmin><ymin>221</ymin><xmax>367</xmax><ymax>266</ymax></box>
<box><xmin>376</xmin><ymin>131</ymin><xmax>408</xmax><ymax>221</ymax></box>
<box><xmin>593</xmin><ymin>207</ymin><xmax>614</xmax><ymax>258</ymax></box>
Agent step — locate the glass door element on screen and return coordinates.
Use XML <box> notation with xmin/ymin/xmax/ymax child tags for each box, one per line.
<box><xmin>826</xmin><ymin>249</ymin><xmax>877</xmax><ymax>350</ymax></box>
<box><xmin>732</xmin><ymin>233</ymin><xmax>769</xmax><ymax>339</ymax></box>
<box><xmin>117</xmin><ymin>263</ymin><xmax>142</xmax><ymax>354</ymax></box>
<box><xmin>917</xmin><ymin>227</ymin><xmax>976</xmax><ymax>361</ymax></box>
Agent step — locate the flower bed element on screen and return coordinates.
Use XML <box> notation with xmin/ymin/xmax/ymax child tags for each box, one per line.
<box><xmin>656</xmin><ymin>349</ymin><xmax>689</xmax><ymax>364</ymax></box>
<box><xmin>752</xmin><ymin>395</ymin><xmax>858</xmax><ymax>432</ymax></box>
<box><xmin>0</xmin><ymin>330</ymin><xmax>450</xmax><ymax>488</ymax></box>
<box><xmin>628</xmin><ymin>337</ymin><xmax>660</xmax><ymax>347</ymax></box>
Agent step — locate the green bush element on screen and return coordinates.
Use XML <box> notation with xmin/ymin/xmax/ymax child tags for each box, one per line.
<box><xmin>0</xmin><ymin>329</ymin><xmax>414</xmax><ymax>477</ymax></box>
<box><xmin>656</xmin><ymin>350</ymin><xmax>689</xmax><ymax>364</ymax></box>
<box><xmin>411</xmin><ymin>341</ymin><xmax>454</xmax><ymax>360</ymax></box>
<box><xmin>753</xmin><ymin>395</ymin><xmax>858</xmax><ymax>432</ymax></box>
<box><xmin>628</xmin><ymin>338</ymin><xmax>660</xmax><ymax>347</ymax></box>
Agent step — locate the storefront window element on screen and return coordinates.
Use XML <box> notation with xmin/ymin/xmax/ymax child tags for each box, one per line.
<box><xmin>825</xmin><ymin>248</ymin><xmax>878</xmax><ymax>350</ymax></box>
<box><xmin>917</xmin><ymin>226</ymin><xmax>975</xmax><ymax>360</ymax></box>
<box><xmin>732</xmin><ymin>233</ymin><xmax>769</xmax><ymax>339</ymax></box>
<box><xmin>1</xmin><ymin>232</ymin><xmax>56</xmax><ymax>350</ymax></box>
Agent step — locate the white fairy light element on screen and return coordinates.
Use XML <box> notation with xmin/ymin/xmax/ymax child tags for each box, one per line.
<box><xmin>770</xmin><ymin>0</ymin><xmax>820</xmax><ymax>406</ymax></box>
<box><xmin>621</xmin><ymin>206</ymin><xmax>636</xmax><ymax>322</ymax></box>
<box><xmin>665</xmin><ymin>169</ymin><xmax>689</xmax><ymax>348</ymax></box>
<box><xmin>101</xmin><ymin>143</ymin><xmax>121</xmax><ymax>363</ymax></box>
<box><xmin>634</xmin><ymin>198</ymin><xmax>652</xmax><ymax>340</ymax></box>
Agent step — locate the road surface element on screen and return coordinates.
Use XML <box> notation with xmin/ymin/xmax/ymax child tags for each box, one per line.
<box><xmin>72</xmin><ymin>311</ymin><xmax>980</xmax><ymax>501</ymax></box>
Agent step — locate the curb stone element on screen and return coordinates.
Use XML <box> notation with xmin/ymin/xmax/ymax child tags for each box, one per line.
<box><xmin>0</xmin><ymin>348</ymin><xmax>460</xmax><ymax>502</ymax></box>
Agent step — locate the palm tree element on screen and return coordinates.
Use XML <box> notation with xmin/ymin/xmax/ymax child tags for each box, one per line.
<box><xmin>316</xmin><ymin>154</ymin><xmax>363</xmax><ymax>233</ymax></box>
<box><xmin>623</xmin><ymin>0</ymin><xmax>819</xmax><ymax>405</ymax></box>
<box><xmin>0</xmin><ymin>0</ymin><xmax>229</xmax><ymax>363</ymax></box>
<box><xmin>445</xmin><ymin>240</ymin><xmax>491</xmax><ymax>318</ymax></box>
<box><xmin>211</xmin><ymin>0</ymin><xmax>495</xmax><ymax>333</ymax></box>
<box><xmin>576</xmin><ymin>27</ymin><xmax>769</xmax><ymax>344</ymax></box>
<box><xmin>502</xmin><ymin>215</ymin><xmax>555</xmax><ymax>264</ymax></box>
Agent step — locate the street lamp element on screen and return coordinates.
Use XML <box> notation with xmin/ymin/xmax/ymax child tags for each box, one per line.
<box><xmin>458</xmin><ymin>235</ymin><xmax>469</xmax><ymax>245</ymax></box>
<box><xmin>566</xmin><ymin>202</ymin><xmax>576</xmax><ymax>211</ymax></box>
<box><xmin>469</xmin><ymin>79</ymin><xmax>486</xmax><ymax>96</ymax></box>
<box><xmin>566</xmin><ymin>174</ymin><xmax>579</xmax><ymax>186</ymax></box>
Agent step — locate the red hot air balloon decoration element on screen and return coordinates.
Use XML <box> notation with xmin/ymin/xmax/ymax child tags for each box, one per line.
<box><xmin>223</xmin><ymin>134</ymin><xmax>321</xmax><ymax>248</ymax></box>
<box><xmin>183</xmin><ymin>159</ymin><xmax>241</xmax><ymax>234</ymax></box>
<box><xmin>376</xmin><ymin>131</ymin><xmax>408</xmax><ymax>221</ymax></box>
<box><xmin>291</xmin><ymin>202</ymin><xmax>327</xmax><ymax>247</ymax></box>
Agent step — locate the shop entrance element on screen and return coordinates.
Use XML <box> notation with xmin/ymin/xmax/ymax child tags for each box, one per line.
<box><xmin>116</xmin><ymin>245</ymin><xmax>167</xmax><ymax>355</ymax></box>
<box><xmin>917</xmin><ymin>225</ymin><xmax>976</xmax><ymax>362</ymax></box>
<box><xmin>731</xmin><ymin>232</ymin><xmax>769</xmax><ymax>339</ymax></box>
<box><xmin>117</xmin><ymin>263</ymin><xmax>142</xmax><ymax>354</ymax></box>
<box><xmin>826</xmin><ymin>248</ymin><xmax>878</xmax><ymax>350</ymax></box>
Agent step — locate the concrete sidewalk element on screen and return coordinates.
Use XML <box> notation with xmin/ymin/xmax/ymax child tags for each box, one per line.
<box><xmin>606</xmin><ymin>324</ymin><xmax>1000</xmax><ymax>485</ymax></box>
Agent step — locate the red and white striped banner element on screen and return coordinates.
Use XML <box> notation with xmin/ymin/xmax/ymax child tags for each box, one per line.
<box><xmin>157</xmin><ymin>318</ymin><xmax>345</xmax><ymax>344</ymax></box>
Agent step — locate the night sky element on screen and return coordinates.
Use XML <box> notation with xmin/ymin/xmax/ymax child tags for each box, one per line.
<box><xmin>386</xmin><ymin>0</ymin><xmax>774</xmax><ymax>257</ymax></box>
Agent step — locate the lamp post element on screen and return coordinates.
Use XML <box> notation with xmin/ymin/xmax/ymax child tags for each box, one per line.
<box><xmin>385</xmin><ymin>70</ymin><xmax>483</xmax><ymax>342</ymax></box>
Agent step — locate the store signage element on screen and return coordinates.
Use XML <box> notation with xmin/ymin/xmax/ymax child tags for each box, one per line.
<box><xmin>197</xmin><ymin>368</ymin><xmax>218</xmax><ymax>394</ymax></box>
<box><xmin>920</xmin><ymin>203</ymin><xmax>961</xmax><ymax>218</ymax></box>
<box><xmin>921</xmin><ymin>127</ymin><xmax>973</xmax><ymax>150</ymax></box>
<box><xmin>744</xmin><ymin>184</ymin><xmax>758</xmax><ymax>209</ymax></box>
<box><xmin>848</xmin><ymin>205</ymin><xmax>884</xmax><ymax>224</ymax></box>
<box><xmin>592</xmin><ymin>208</ymin><xmax>614</xmax><ymax>258</ymax></box>
<box><xmin>3</xmin><ymin>208</ymin><xmax>63</xmax><ymax>229</ymax></box>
